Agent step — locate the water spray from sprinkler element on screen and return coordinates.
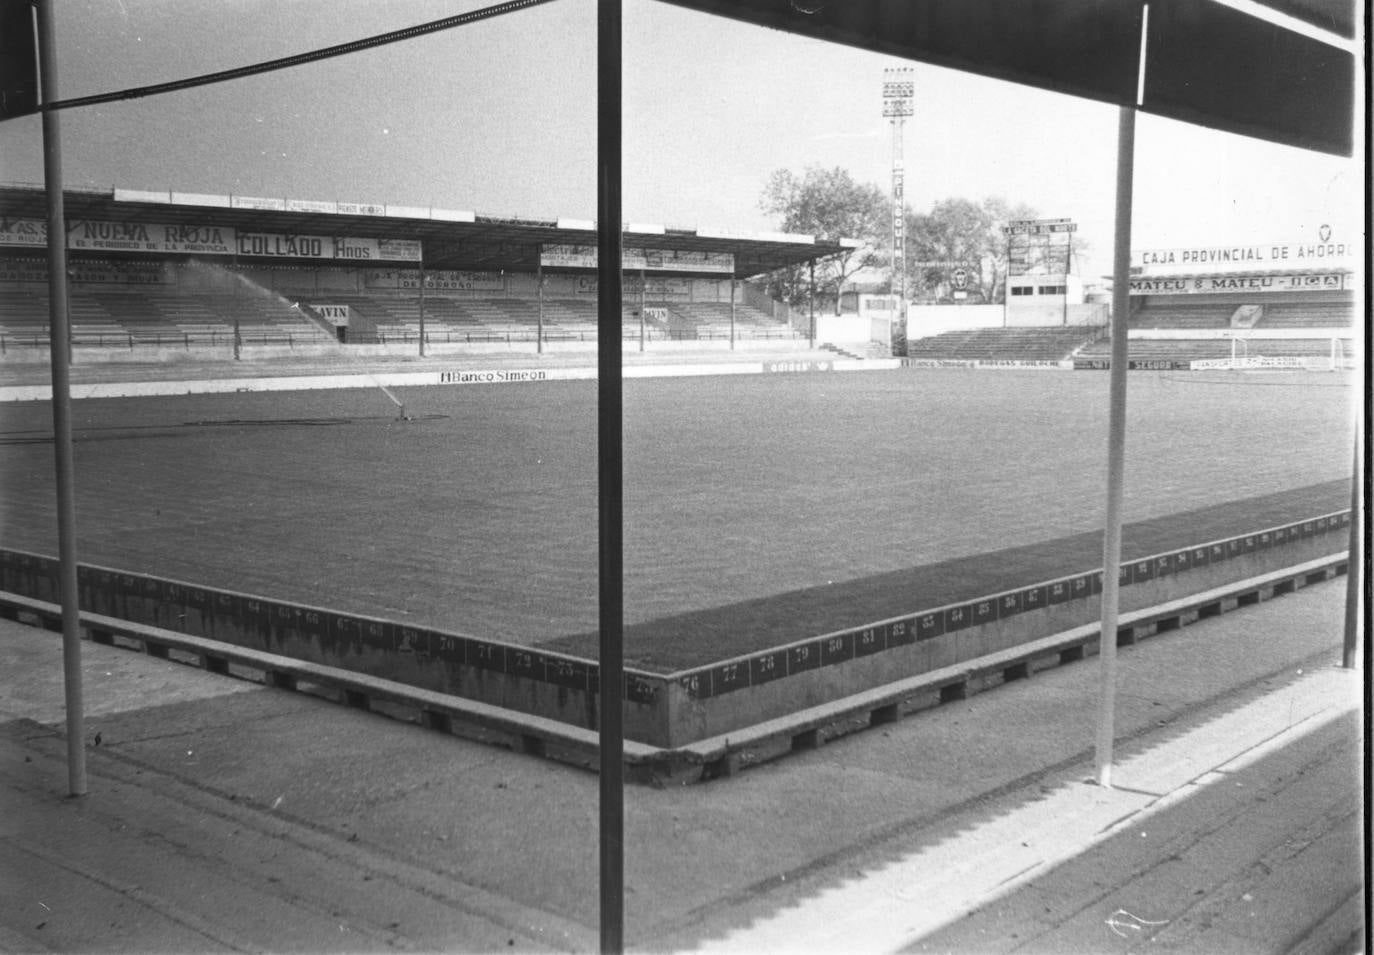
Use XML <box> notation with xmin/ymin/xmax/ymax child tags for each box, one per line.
<box><xmin>187</xmin><ymin>261</ymin><xmax>423</xmax><ymax>421</ymax></box>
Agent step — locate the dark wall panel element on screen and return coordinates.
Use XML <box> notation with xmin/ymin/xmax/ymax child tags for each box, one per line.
<box><xmin>1144</xmin><ymin>0</ymin><xmax>1355</xmax><ymax>156</ymax></box>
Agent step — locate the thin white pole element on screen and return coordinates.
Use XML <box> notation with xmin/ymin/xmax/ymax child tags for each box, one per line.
<box><xmin>37</xmin><ymin>0</ymin><xmax>87</xmax><ymax>797</ymax></box>
<box><xmin>1342</xmin><ymin>422</ymin><xmax>1362</xmax><ymax>668</ymax></box>
<box><xmin>1095</xmin><ymin>104</ymin><xmax>1137</xmax><ymax>789</ymax></box>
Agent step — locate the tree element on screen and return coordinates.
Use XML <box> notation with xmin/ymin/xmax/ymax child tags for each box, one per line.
<box><xmin>905</xmin><ymin>197</ymin><xmax>1038</xmax><ymax>304</ymax></box>
<box><xmin>759</xmin><ymin>166</ymin><xmax>889</xmax><ymax>314</ymax></box>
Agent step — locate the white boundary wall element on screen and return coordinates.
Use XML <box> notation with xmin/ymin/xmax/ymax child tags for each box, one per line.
<box><xmin>0</xmin><ymin>358</ymin><xmax>904</xmax><ymax>402</ymax></box>
<box><xmin>906</xmin><ymin>305</ymin><xmax>1003</xmax><ymax>339</ymax></box>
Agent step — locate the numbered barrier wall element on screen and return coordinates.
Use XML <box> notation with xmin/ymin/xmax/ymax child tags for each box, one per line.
<box><xmin>0</xmin><ymin>553</ymin><xmax>670</xmax><ymax>744</ymax></box>
<box><xmin>657</xmin><ymin>512</ymin><xmax>1350</xmax><ymax>744</ymax></box>
<box><xmin>0</xmin><ymin>508</ymin><xmax>1350</xmax><ymax>748</ymax></box>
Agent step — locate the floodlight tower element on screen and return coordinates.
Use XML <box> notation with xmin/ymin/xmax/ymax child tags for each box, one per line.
<box><xmin>882</xmin><ymin>68</ymin><xmax>914</xmax><ymax>323</ymax></box>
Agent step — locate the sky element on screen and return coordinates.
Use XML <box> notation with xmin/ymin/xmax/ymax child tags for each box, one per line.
<box><xmin>0</xmin><ymin>0</ymin><xmax>1363</xmax><ymax>281</ymax></box>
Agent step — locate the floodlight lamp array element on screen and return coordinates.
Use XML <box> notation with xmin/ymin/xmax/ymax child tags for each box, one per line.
<box><xmin>882</xmin><ymin>100</ymin><xmax>913</xmax><ymax>117</ymax></box>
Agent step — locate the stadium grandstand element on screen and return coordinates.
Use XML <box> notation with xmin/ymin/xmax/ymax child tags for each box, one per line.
<box><xmin>0</xmin><ymin>183</ymin><xmax>849</xmax><ymax>357</ymax></box>
<box><xmin>1074</xmin><ymin>264</ymin><xmax>1358</xmax><ymax>370</ymax></box>
<box><xmin>907</xmin><ymin>325</ymin><xmax>1104</xmax><ymax>363</ymax></box>
<box><xmin>902</xmin><ymin>239</ymin><xmax>1356</xmax><ymax>370</ymax></box>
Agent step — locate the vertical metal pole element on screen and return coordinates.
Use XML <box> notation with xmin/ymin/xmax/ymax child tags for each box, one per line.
<box><xmin>418</xmin><ymin>259</ymin><xmax>426</xmax><ymax>357</ymax></box>
<box><xmin>37</xmin><ymin>0</ymin><xmax>86</xmax><ymax>798</ymax></box>
<box><xmin>596</xmin><ymin>0</ymin><xmax>624</xmax><ymax>950</ymax></box>
<box><xmin>639</xmin><ymin>268</ymin><xmax>645</xmax><ymax>352</ymax></box>
<box><xmin>808</xmin><ymin>260</ymin><xmax>815</xmax><ymax>348</ymax></box>
<box><xmin>729</xmin><ymin>269</ymin><xmax>736</xmax><ymax>350</ymax></box>
<box><xmin>1343</xmin><ymin>421</ymin><xmax>1362</xmax><ymax>668</ymax></box>
<box><xmin>537</xmin><ymin>260</ymin><xmax>544</xmax><ymax>354</ymax></box>
<box><xmin>1095</xmin><ymin>105</ymin><xmax>1137</xmax><ymax>788</ymax></box>
<box><xmin>1063</xmin><ymin>232</ymin><xmax>1072</xmax><ymax>326</ymax></box>
<box><xmin>1004</xmin><ymin>234</ymin><xmax>1011</xmax><ymax>325</ymax></box>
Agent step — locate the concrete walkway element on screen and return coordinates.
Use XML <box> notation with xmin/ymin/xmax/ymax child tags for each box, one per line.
<box><xmin>0</xmin><ymin>578</ymin><xmax>1363</xmax><ymax>953</ymax></box>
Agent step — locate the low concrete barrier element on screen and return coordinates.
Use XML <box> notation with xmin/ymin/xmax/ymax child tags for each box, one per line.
<box><xmin>0</xmin><ymin>508</ymin><xmax>1350</xmax><ymax>749</ymax></box>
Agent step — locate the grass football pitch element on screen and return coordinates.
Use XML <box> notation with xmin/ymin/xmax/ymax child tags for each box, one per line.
<box><xmin>0</xmin><ymin>368</ymin><xmax>1354</xmax><ymax>660</ymax></box>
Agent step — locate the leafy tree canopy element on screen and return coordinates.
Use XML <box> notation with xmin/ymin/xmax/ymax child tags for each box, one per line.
<box><xmin>759</xmin><ymin>165</ymin><xmax>888</xmax><ymax>313</ymax></box>
<box><xmin>906</xmin><ymin>196</ymin><xmax>1038</xmax><ymax>304</ymax></box>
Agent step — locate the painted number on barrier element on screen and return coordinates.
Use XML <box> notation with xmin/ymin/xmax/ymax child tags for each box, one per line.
<box><xmin>679</xmin><ymin>672</ymin><xmax>709</xmax><ymax>699</ymax></box>
<box><xmin>916</xmin><ymin>613</ymin><xmax>944</xmax><ymax>640</ymax></box>
<box><xmin>1047</xmin><ymin>581</ymin><xmax>1069</xmax><ymax>605</ymax></box>
<box><xmin>398</xmin><ymin>627</ymin><xmax>425</xmax><ymax>654</ymax></box>
<box><xmin>790</xmin><ymin>643</ymin><xmax>820</xmax><ymax>672</ymax></box>
<box><xmin>511</xmin><ymin>650</ymin><xmax>545</xmax><ymax>681</ymax></box>
<box><xmin>435</xmin><ymin>634</ymin><xmax>462</xmax><ymax>659</ymax></box>
<box><xmin>713</xmin><ymin>661</ymin><xmax>748</xmax><ymax>694</ymax></box>
<box><xmin>751</xmin><ymin>651</ymin><xmax>786</xmax><ymax>684</ymax></box>
<box><xmin>821</xmin><ymin>634</ymin><xmax>853</xmax><ymax>665</ymax></box>
<box><xmin>855</xmin><ymin>628</ymin><xmax>884</xmax><ymax>657</ymax></box>
<box><xmin>972</xmin><ymin>600</ymin><xmax>997</xmax><ymax>625</ymax></box>
<box><xmin>1022</xmin><ymin>586</ymin><xmax>1046</xmax><ymax>609</ymax></box>
<box><xmin>1134</xmin><ymin>560</ymin><xmax>1155</xmax><ymax>582</ymax></box>
<box><xmin>469</xmin><ymin>642</ymin><xmax>505</xmax><ymax>672</ymax></box>
<box><xmin>944</xmin><ymin>605</ymin><xmax>970</xmax><ymax>632</ymax></box>
<box><xmin>889</xmin><ymin>618</ymin><xmax>915</xmax><ymax>647</ymax></box>
<box><xmin>625</xmin><ymin>676</ymin><xmax>659</xmax><ymax>703</ymax></box>
<box><xmin>548</xmin><ymin>658</ymin><xmax>589</xmax><ymax>690</ymax></box>
<box><xmin>1000</xmin><ymin>592</ymin><xmax>1022</xmax><ymax>616</ymax></box>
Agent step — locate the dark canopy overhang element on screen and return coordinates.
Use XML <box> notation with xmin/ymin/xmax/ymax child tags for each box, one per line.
<box><xmin>653</xmin><ymin>0</ymin><xmax>1357</xmax><ymax>156</ymax></box>
<box><xmin>0</xmin><ymin>183</ymin><xmax>849</xmax><ymax>278</ymax></box>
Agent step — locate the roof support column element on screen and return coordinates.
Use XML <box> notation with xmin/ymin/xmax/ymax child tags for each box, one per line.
<box><xmin>729</xmin><ymin>264</ymin><xmax>736</xmax><ymax>350</ymax></box>
<box><xmin>808</xmin><ymin>259</ymin><xmax>815</xmax><ymax>349</ymax></box>
<box><xmin>418</xmin><ymin>258</ymin><xmax>427</xmax><ymax>357</ymax></box>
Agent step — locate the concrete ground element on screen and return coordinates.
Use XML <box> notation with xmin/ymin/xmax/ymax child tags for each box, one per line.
<box><xmin>0</xmin><ymin>577</ymin><xmax>1363</xmax><ymax>954</ymax></box>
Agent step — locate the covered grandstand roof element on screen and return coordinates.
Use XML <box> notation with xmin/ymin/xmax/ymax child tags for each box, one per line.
<box><xmin>0</xmin><ymin>183</ymin><xmax>854</xmax><ymax>278</ymax></box>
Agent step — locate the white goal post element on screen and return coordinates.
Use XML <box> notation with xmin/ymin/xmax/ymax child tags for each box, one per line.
<box><xmin>1190</xmin><ymin>335</ymin><xmax>1355</xmax><ymax>371</ymax></box>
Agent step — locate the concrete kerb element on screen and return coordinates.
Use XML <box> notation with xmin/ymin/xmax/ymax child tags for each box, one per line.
<box><xmin>0</xmin><ymin>553</ymin><xmax>1347</xmax><ymax>787</ymax></box>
